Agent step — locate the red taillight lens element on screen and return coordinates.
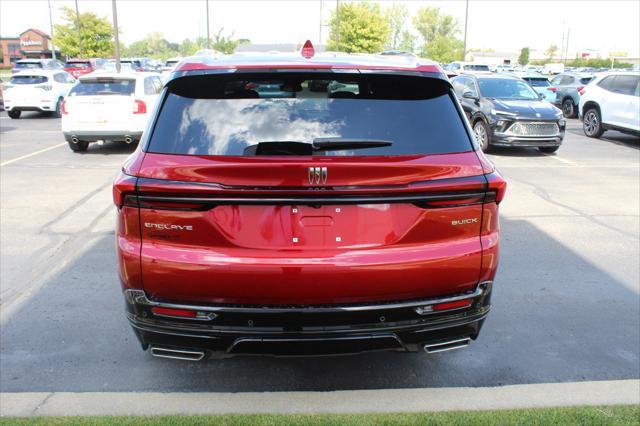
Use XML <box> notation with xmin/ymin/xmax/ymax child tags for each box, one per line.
<box><xmin>151</xmin><ymin>307</ymin><xmax>197</xmax><ymax>318</ymax></box>
<box><xmin>578</xmin><ymin>86</ymin><xmax>586</xmax><ymax>96</ymax></box>
<box><xmin>548</xmin><ymin>87</ymin><xmax>557</xmax><ymax>93</ymax></box>
<box><xmin>61</xmin><ymin>99</ymin><xmax>68</xmax><ymax>115</ymax></box>
<box><xmin>486</xmin><ymin>171</ymin><xmax>507</xmax><ymax>204</ymax></box>
<box><xmin>433</xmin><ymin>299</ymin><xmax>473</xmax><ymax>311</ymax></box>
<box><xmin>113</xmin><ymin>171</ymin><xmax>137</xmax><ymax>208</ymax></box>
<box><xmin>133</xmin><ymin>99</ymin><xmax>146</xmax><ymax>114</ymax></box>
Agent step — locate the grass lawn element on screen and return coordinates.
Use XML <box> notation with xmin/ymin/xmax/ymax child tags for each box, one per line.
<box><xmin>1</xmin><ymin>405</ymin><xmax>638</xmax><ymax>425</ymax></box>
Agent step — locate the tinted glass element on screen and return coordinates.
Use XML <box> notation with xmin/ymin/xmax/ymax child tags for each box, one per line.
<box><xmin>10</xmin><ymin>75</ymin><xmax>48</xmax><ymax>84</ymax></box>
<box><xmin>15</xmin><ymin>62</ymin><xmax>43</xmax><ymax>69</ymax></box>
<box><xmin>612</xmin><ymin>75</ymin><xmax>640</xmax><ymax>96</ymax></box>
<box><xmin>68</xmin><ymin>78</ymin><xmax>135</xmax><ymax>96</ymax></box>
<box><xmin>65</xmin><ymin>61</ymin><xmax>91</xmax><ymax>68</ymax></box>
<box><xmin>464</xmin><ymin>64</ymin><xmax>490</xmax><ymax>71</ymax></box>
<box><xmin>148</xmin><ymin>74</ymin><xmax>471</xmax><ymax>156</ymax></box>
<box><xmin>597</xmin><ymin>76</ymin><xmax>615</xmax><ymax>91</ymax></box>
<box><xmin>478</xmin><ymin>78</ymin><xmax>539</xmax><ymax>100</ymax></box>
<box><xmin>525</xmin><ymin>78</ymin><xmax>550</xmax><ymax>87</ymax></box>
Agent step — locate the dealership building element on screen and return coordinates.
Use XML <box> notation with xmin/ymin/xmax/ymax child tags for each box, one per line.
<box><xmin>1</xmin><ymin>28</ymin><xmax>60</xmax><ymax>67</ymax></box>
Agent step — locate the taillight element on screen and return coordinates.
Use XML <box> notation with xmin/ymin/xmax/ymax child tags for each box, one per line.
<box><xmin>578</xmin><ymin>86</ymin><xmax>586</xmax><ymax>96</ymax></box>
<box><xmin>485</xmin><ymin>171</ymin><xmax>507</xmax><ymax>204</ymax></box>
<box><xmin>133</xmin><ymin>99</ymin><xmax>146</xmax><ymax>114</ymax></box>
<box><xmin>61</xmin><ymin>99</ymin><xmax>68</xmax><ymax>115</ymax></box>
<box><xmin>548</xmin><ymin>87</ymin><xmax>557</xmax><ymax>93</ymax></box>
<box><xmin>113</xmin><ymin>171</ymin><xmax>138</xmax><ymax>208</ymax></box>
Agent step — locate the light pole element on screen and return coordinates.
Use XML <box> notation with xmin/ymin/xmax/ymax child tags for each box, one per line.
<box><xmin>74</xmin><ymin>0</ymin><xmax>83</xmax><ymax>58</ymax></box>
<box><xmin>206</xmin><ymin>0</ymin><xmax>211</xmax><ymax>49</ymax></box>
<box><xmin>462</xmin><ymin>0</ymin><xmax>469</xmax><ymax>61</ymax></box>
<box><xmin>335</xmin><ymin>0</ymin><xmax>340</xmax><ymax>51</ymax></box>
<box><xmin>47</xmin><ymin>0</ymin><xmax>56</xmax><ymax>60</ymax></box>
<box><xmin>112</xmin><ymin>0</ymin><xmax>120</xmax><ymax>72</ymax></box>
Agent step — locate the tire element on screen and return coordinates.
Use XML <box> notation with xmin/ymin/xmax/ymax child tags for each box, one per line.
<box><xmin>561</xmin><ymin>98</ymin><xmax>576</xmax><ymax>118</ymax></box>
<box><xmin>583</xmin><ymin>108</ymin><xmax>604</xmax><ymax>138</ymax></box>
<box><xmin>52</xmin><ymin>97</ymin><xmax>63</xmax><ymax>118</ymax></box>
<box><xmin>538</xmin><ymin>146</ymin><xmax>560</xmax><ymax>153</ymax></box>
<box><xmin>7</xmin><ymin>110</ymin><xmax>21</xmax><ymax>119</ymax></box>
<box><xmin>473</xmin><ymin>120</ymin><xmax>491</xmax><ymax>152</ymax></box>
<box><xmin>68</xmin><ymin>140</ymin><xmax>89</xmax><ymax>152</ymax></box>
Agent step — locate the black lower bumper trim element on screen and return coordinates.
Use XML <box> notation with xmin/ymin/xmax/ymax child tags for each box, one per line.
<box><xmin>124</xmin><ymin>282</ymin><xmax>492</xmax><ymax>357</ymax></box>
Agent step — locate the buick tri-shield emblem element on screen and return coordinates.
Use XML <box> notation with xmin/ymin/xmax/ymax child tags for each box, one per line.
<box><xmin>308</xmin><ymin>167</ymin><xmax>328</xmax><ymax>185</ymax></box>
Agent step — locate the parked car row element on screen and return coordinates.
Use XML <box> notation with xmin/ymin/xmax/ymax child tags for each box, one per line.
<box><xmin>11</xmin><ymin>56</ymin><xmax>182</xmax><ymax>78</ymax></box>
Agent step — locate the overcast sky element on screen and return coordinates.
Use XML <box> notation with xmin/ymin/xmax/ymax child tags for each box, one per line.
<box><xmin>1</xmin><ymin>0</ymin><xmax>639</xmax><ymax>57</ymax></box>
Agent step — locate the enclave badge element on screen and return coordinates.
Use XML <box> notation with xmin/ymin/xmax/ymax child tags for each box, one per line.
<box><xmin>308</xmin><ymin>167</ymin><xmax>328</xmax><ymax>185</ymax></box>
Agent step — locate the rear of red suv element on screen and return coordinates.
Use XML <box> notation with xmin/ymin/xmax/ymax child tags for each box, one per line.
<box><xmin>114</xmin><ymin>52</ymin><xmax>505</xmax><ymax>360</ymax></box>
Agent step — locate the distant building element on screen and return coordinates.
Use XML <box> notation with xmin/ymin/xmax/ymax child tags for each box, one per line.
<box><xmin>467</xmin><ymin>51</ymin><xmax>520</xmax><ymax>66</ymax></box>
<box><xmin>1</xmin><ymin>28</ymin><xmax>60</xmax><ymax>67</ymax></box>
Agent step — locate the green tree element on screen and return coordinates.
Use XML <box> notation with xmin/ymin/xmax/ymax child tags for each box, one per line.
<box><xmin>53</xmin><ymin>6</ymin><xmax>114</xmax><ymax>58</ymax></box>
<box><xmin>545</xmin><ymin>44</ymin><xmax>559</xmax><ymax>60</ymax></box>
<box><xmin>518</xmin><ymin>47</ymin><xmax>530</xmax><ymax>65</ymax></box>
<box><xmin>179</xmin><ymin>38</ymin><xmax>199</xmax><ymax>56</ymax></box>
<box><xmin>385</xmin><ymin>4</ymin><xmax>415</xmax><ymax>52</ymax></box>
<box><xmin>327</xmin><ymin>2</ymin><xmax>390</xmax><ymax>53</ymax></box>
<box><xmin>413</xmin><ymin>7</ymin><xmax>463</xmax><ymax>62</ymax></box>
<box><xmin>122</xmin><ymin>32</ymin><xmax>179</xmax><ymax>59</ymax></box>
<box><xmin>210</xmin><ymin>29</ymin><xmax>249</xmax><ymax>54</ymax></box>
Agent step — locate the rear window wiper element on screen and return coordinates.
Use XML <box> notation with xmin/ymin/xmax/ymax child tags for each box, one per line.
<box><xmin>244</xmin><ymin>139</ymin><xmax>393</xmax><ymax>156</ymax></box>
<box><xmin>312</xmin><ymin>138</ymin><xmax>393</xmax><ymax>151</ymax></box>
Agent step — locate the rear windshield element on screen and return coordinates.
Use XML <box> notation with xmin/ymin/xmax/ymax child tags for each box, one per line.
<box><xmin>525</xmin><ymin>78</ymin><xmax>550</xmax><ymax>87</ymax></box>
<box><xmin>147</xmin><ymin>74</ymin><xmax>472</xmax><ymax>156</ymax></box>
<box><xmin>65</xmin><ymin>61</ymin><xmax>91</xmax><ymax>68</ymax></box>
<box><xmin>10</xmin><ymin>75</ymin><xmax>48</xmax><ymax>84</ymax></box>
<box><xmin>464</xmin><ymin>64</ymin><xmax>490</xmax><ymax>71</ymax></box>
<box><xmin>68</xmin><ymin>78</ymin><xmax>135</xmax><ymax>96</ymax></box>
<box><xmin>15</xmin><ymin>62</ymin><xmax>43</xmax><ymax>69</ymax></box>
<box><xmin>580</xmin><ymin>77</ymin><xmax>594</xmax><ymax>85</ymax></box>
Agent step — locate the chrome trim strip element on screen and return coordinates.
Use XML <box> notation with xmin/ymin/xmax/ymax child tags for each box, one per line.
<box><xmin>150</xmin><ymin>346</ymin><xmax>205</xmax><ymax>361</ymax></box>
<box><xmin>423</xmin><ymin>337</ymin><xmax>471</xmax><ymax>354</ymax></box>
<box><xmin>125</xmin><ymin>282</ymin><xmax>489</xmax><ymax>314</ymax></box>
<box><xmin>227</xmin><ymin>334</ymin><xmax>404</xmax><ymax>353</ymax></box>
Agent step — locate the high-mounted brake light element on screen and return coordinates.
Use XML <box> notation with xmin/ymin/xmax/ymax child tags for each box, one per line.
<box><xmin>301</xmin><ymin>40</ymin><xmax>315</xmax><ymax>59</ymax></box>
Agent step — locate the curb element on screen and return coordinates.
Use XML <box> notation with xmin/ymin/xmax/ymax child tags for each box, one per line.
<box><xmin>1</xmin><ymin>379</ymin><xmax>639</xmax><ymax>417</ymax></box>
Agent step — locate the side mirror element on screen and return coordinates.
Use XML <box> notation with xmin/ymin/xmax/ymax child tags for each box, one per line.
<box><xmin>463</xmin><ymin>91</ymin><xmax>478</xmax><ymax>100</ymax></box>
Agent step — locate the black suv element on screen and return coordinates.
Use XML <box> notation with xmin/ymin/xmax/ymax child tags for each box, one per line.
<box><xmin>452</xmin><ymin>74</ymin><xmax>566</xmax><ymax>153</ymax></box>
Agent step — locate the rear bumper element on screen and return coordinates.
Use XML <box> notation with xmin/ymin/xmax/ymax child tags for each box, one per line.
<box><xmin>124</xmin><ymin>281</ymin><xmax>492</xmax><ymax>358</ymax></box>
<box><xmin>63</xmin><ymin>131</ymin><xmax>143</xmax><ymax>142</ymax></box>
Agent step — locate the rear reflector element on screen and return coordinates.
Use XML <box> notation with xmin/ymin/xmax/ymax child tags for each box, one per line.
<box><xmin>133</xmin><ymin>99</ymin><xmax>147</xmax><ymax>114</ymax></box>
<box><xmin>432</xmin><ymin>299</ymin><xmax>473</xmax><ymax>311</ymax></box>
<box><xmin>151</xmin><ymin>307</ymin><xmax>197</xmax><ymax>318</ymax></box>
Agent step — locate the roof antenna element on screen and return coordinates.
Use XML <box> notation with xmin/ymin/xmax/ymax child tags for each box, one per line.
<box><xmin>301</xmin><ymin>40</ymin><xmax>315</xmax><ymax>59</ymax></box>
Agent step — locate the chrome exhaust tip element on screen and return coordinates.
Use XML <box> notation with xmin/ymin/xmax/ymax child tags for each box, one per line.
<box><xmin>423</xmin><ymin>337</ymin><xmax>471</xmax><ymax>354</ymax></box>
<box><xmin>70</xmin><ymin>136</ymin><xmax>79</xmax><ymax>143</ymax></box>
<box><xmin>124</xmin><ymin>136</ymin><xmax>133</xmax><ymax>144</ymax></box>
<box><xmin>150</xmin><ymin>346</ymin><xmax>205</xmax><ymax>361</ymax></box>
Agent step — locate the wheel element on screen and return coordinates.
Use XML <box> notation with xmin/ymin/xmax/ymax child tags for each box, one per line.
<box><xmin>52</xmin><ymin>97</ymin><xmax>63</xmax><ymax>118</ymax></box>
<box><xmin>583</xmin><ymin>108</ymin><xmax>604</xmax><ymax>138</ymax></box>
<box><xmin>473</xmin><ymin>120</ymin><xmax>491</xmax><ymax>152</ymax></box>
<box><xmin>68</xmin><ymin>140</ymin><xmax>89</xmax><ymax>152</ymax></box>
<box><xmin>561</xmin><ymin>99</ymin><xmax>576</xmax><ymax>118</ymax></box>
<box><xmin>538</xmin><ymin>146</ymin><xmax>560</xmax><ymax>153</ymax></box>
<box><xmin>7</xmin><ymin>110</ymin><xmax>21</xmax><ymax>119</ymax></box>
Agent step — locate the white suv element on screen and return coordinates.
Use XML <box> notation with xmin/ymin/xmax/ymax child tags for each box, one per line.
<box><xmin>61</xmin><ymin>71</ymin><xmax>163</xmax><ymax>152</ymax></box>
<box><xmin>3</xmin><ymin>70</ymin><xmax>75</xmax><ymax>119</ymax></box>
<box><xmin>579</xmin><ymin>72</ymin><xmax>640</xmax><ymax>138</ymax></box>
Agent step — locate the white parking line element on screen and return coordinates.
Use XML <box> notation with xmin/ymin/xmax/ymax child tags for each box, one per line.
<box><xmin>0</xmin><ymin>142</ymin><xmax>67</xmax><ymax>167</ymax></box>
<box><xmin>1</xmin><ymin>380</ymin><xmax>638</xmax><ymax>416</ymax></box>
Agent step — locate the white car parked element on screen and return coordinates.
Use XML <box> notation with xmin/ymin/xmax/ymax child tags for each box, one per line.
<box><xmin>3</xmin><ymin>70</ymin><xmax>75</xmax><ymax>119</ymax></box>
<box><xmin>61</xmin><ymin>71</ymin><xmax>164</xmax><ymax>152</ymax></box>
<box><xmin>579</xmin><ymin>71</ymin><xmax>640</xmax><ymax>138</ymax></box>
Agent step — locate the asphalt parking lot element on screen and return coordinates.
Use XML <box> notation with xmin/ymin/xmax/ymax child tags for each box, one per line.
<box><xmin>0</xmin><ymin>111</ymin><xmax>638</xmax><ymax>392</ymax></box>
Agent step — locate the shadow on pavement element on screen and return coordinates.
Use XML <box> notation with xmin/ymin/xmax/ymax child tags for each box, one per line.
<box><xmin>1</xmin><ymin>217</ymin><xmax>638</xmax><ymax>392</ymax></box>
<box><xmin>81</xmin><ymin>141</ymin><xmax>138</xmax><ymax>156</ymax></box>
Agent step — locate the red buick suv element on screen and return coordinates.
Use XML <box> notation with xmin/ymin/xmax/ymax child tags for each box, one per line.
<box><xmin>113</xmin><ymin>47</ymin><xmax>506</xmax><ymax>360</ymax></box>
